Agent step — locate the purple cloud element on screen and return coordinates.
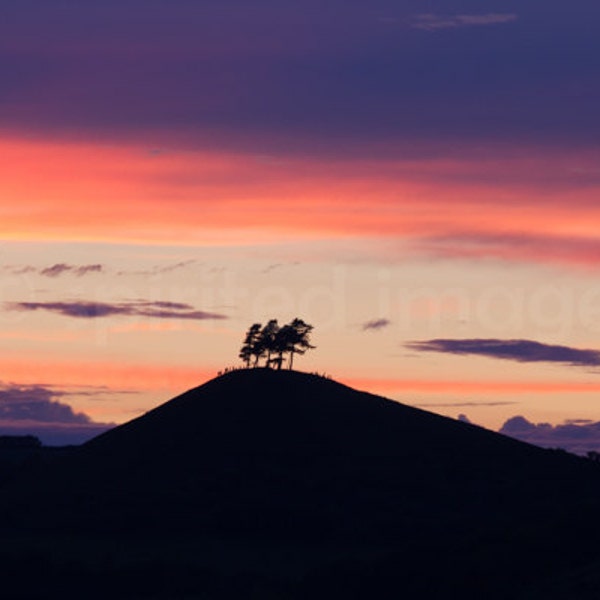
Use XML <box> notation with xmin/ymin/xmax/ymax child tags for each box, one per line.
<box><xmin>6</xmin><ymin>300</ymin><xmax>228</xmax><ymax>320</ymax></box>
<box><xmin>0</xmin><ymin>385</ymin><xmax>89</xmax><ymax>424</ymax></box>
<box><xmin>406</xmin><ymin>339</ymin><xmax>600</xmax><ymax>368</ymax></box>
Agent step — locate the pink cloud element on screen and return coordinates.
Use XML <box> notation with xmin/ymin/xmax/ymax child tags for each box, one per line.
<box><xmin>415</xmin><ymin>233</ymin><xmax>600</xmax><ymax>268</ymax></box>
<box><xmin>2</xmin><ymin>136</ymin><xmax>600</xmax><ymax>268</ymax></box>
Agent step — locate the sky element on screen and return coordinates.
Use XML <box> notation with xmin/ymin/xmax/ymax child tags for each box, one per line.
<box><xmin>2</xmin><ymin>0</ymin><xmax>600</xmax><ymax>451</ymax></box>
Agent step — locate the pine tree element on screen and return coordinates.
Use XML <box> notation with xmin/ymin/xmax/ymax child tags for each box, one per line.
<box><xmin>239</xmin><ymin>319</ymin><xmax>315</xmax><ymax>370</ymax></box>
<box><xmin>286</xmin><ymin>318</ymin><xmax>315</xmax><ymax>369</ymax></box>
<box><xmin>259</xmin><ymin>319</ymin><xmax>280</xmax><ymax>367</ymax></box>
<box><xmin>239</xmin><ymin>323</ymin><xmax>262</xmax><ymax>367</ymax></box>
<box><xmin>272</xmin><ymin>324</ymin><xmax>293</xmax><ymax>370</ymax></box>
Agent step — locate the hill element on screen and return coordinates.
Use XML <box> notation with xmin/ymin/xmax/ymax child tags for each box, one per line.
<box><xmin>1</xmin><ymin>369</ymin><xmax>600</xmax><ymax>598</ymax></box>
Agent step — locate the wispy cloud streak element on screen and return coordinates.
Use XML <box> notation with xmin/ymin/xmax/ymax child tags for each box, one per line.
<box><xmin>416</xmin><ymin>233</ymin><xmax>600</xmax><ymax>268</ymax></box>
<box><xmin>416</xmin><ymin>401</ymin><xmax>517</xmax><ymax>408</ymax></box>
<box><xmin>2</xmin><ymin>264</ymin><xmax>105</xmax><ymax>277</ymax></box>
<box><xmin>6</xmin><ymin>301</ymin><xmax>228</xmax><ymax>321</ymax></box>
<box><xmin>362</xmin><ymin>318</ymin><xmax>391</xmax><ymax>331</ymax></box>
<box><xmin>411</xmin><ymin>13</ymin><xmax>518</xmax><ymax>31</ymax></box>
<box><xmin>406</xmin><ymin>338</ymin><xmax>600</xmax><ymax>367</ymax></box>
<box><xmin>117</xmin><ymin>260</ymin><xmax>196</xmax><ymax>277</ymax></box>
<box><xmin>40</xmin><ymin>263</ymin><xmax>104</xmax><ymax>277</ymax></box>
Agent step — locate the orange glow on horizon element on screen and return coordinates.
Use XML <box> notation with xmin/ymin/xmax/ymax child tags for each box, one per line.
<box><xmin>3</xmin><ymin>353</ymin><xmax>599</xmax><ymax>428</ymax></box>
<box><xmin>0</xmin><ymin>356</ymin><xmax>217</xmax><ymax>392</ymax></box>
<box><xmin>3</xmin><ymin>353</ymin><xmax>598</xmax><ymax>399</ymax></box>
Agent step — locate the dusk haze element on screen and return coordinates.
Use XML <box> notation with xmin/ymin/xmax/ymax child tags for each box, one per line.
<box><xmin>2</xmin><ymin>2</ymin><xmax>600</xmax><ymax>596</ymax></box>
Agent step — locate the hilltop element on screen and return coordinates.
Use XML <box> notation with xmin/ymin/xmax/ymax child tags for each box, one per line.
<box><xmin>1</xmin><ymin>369</ymin><xmax>600</xmax><ymax>598</ymax></box>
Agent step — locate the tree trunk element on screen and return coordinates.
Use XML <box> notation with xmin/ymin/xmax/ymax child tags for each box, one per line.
<box><xmin>289</xmin><ymin>350</ymin><xmax>295</xmax><ymax>370</ymax></box>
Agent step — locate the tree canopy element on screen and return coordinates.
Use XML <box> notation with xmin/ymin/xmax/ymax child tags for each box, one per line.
<box><xmin>239</xmin><ymin>318</ymin><xmax>315</xmax><ymax>370</ymax></box>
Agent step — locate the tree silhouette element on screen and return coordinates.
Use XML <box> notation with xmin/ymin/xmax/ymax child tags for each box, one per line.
<box><xmin>587</xmin><ymin>450</ymin><xmax>600</xmax><ymax>462</ymax></box>
<box><xmin>259</xmin><ymin>319</ymin><xmax>280</xmax><ymax>367</ymax></box>
<box><xmin>239</xmin><ymin>318</ymin><xmax>315</xmax><ymax>370</ymax></box>
<box><xmin>239</xmin><ymin>323</ymin><xmax>262</xmax><ymax>367</ymax></box>
<box><xmin>272</xmin><ymin>324</ymin><xmax>293</xmax><ymax>370</ymax></box>
<box><xmin>285</xmin><ymin>318</ymin><xmax>315</xmax><ymax>369</ymax></box>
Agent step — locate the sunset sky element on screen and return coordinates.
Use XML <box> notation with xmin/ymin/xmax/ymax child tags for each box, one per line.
<box><xmin>2</xmin><ymin>0</ymin><xmax>600</xmax><ymax>449</ymax></box>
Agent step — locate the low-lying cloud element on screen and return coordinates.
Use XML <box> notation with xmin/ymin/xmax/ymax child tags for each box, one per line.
<box><xmin>6</xmin><ymin>300</ymin><xmax>228</xmax><ymax>321</ymax></box>
<box><xmin>406</xmin><ymin>338</ymin><xmax>600</xmax><ymax>368</ymax></box>
<box><xmin>0</xmin><ymin>384</ymin><xmax>113</xmax><ymax>445</ymax></box>
<box><xmin>0</xmin><ymin>385</ymin><xmax>90</xmax><ymax>423</ymax></box>
<box><xmin>499</xmin><ymin>415</ymin><xmax>600</xmax><ymax>455</ymax></box>
<box><xmin>2</xmin><ymin>264</ymin><xmax>105</xmax><ymax>277</ymax></box>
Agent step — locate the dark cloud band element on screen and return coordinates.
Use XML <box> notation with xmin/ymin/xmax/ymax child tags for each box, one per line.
<box><xmin>6</xmin><ymin>300</ymin><xmax>228</xmax><ymax>320</ymax></box>
<box><xmin>406</xmin><ymin>338</ymin><xmax>600</xmax><ymax>367</ymax></box>
<box><xmin>1</xmin><ymin>1</ymin><xmax>598</xmax><ymax>153</ymax></box>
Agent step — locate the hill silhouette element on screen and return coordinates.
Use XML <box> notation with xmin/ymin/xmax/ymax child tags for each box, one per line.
<box><xmin>2</xmin><ymin>369</ymin><xmax>600</xmax><ymax>598</ymax></box>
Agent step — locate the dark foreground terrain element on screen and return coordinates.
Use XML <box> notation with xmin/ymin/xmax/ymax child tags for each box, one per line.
<box><xmin>2</xmin><ymin>369</ymin><xmax>600</xmax><ymax>598</ymax></box>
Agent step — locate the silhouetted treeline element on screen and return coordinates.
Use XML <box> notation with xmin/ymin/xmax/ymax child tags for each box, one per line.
<box><xmin>0</xmin><ymin>435</ymin><xmax>41</xmax><ymax>448</ymax></box>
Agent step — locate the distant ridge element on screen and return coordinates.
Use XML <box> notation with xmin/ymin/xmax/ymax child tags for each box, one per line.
<box><xmin>2</xmin><ymin>369</ymin><xmax>600</xmax><ymax>598</ymax></box>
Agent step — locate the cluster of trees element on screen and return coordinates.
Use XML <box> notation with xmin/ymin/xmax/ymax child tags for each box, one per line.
<box><xmin>239</xmin><ymin>318</ymin><xmax>315</xmax><ymax>370</ymax></box>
